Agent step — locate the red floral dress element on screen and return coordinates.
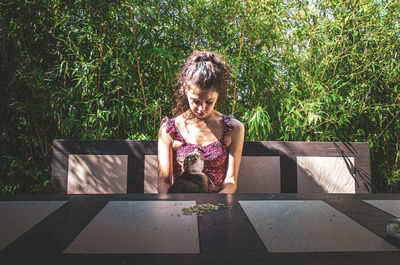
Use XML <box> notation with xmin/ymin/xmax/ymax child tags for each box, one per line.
<box><xmin>161</xmin><ymin>114</ymin><xmax>234</xmax><ymax>189</ymax></box>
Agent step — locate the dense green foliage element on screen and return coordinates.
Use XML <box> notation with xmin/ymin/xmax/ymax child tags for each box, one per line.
<box><xmin>1</xmin><ymin>0</ymin><xmax>399</xmax><ymax>193</ymax></box>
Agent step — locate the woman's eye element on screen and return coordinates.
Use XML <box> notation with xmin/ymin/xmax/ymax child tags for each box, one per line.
<box><xmin>206</xmin><ymin>101</ymin><xmax>214</xmax><ymax>105</ymax></box>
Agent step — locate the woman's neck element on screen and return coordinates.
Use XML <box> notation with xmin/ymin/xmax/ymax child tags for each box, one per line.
<box><xmin>183</xmin><ymin>110</ymin><xmax>215</xmax><ymax>124</ymax></box>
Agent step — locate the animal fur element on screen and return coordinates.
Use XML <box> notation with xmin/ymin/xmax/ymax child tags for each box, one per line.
<box><xmin>168</xmin><ymin>149</ymin><xmax>212</xmax><ymax>193</ymax></box>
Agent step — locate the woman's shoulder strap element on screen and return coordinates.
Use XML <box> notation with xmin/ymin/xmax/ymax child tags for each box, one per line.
<box><xmin>160</xmin><ymin>116</ymin><xmax>185</xmax><ymax>142</ymax></box>
<box><xmin>221</xmin><ymin>114</ymin><xmax>234</xmax><ymax>141</ymax></box>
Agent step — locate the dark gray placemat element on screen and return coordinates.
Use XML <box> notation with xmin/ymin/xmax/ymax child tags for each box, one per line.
<box><xmin>239</xmin><ymin>200</ymin><xmax>398</xmax><ymax>253</ymax></box>
<box><xmin>363</xmin><ymin>200</ymin><xmax>400</xmax><ymax>217</ymax></box>
<box><xmin>0</xmin><ymin>201</ymin><xmax>67</xmax><ymax>250</ymax></box>
<box><xmin>64</xmin><ymin>201</ymin><xmax>199</xmax><ymax>254</ymax></box>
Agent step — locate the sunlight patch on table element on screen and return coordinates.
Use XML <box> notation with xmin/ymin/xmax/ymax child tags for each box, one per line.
<box><xmin>239</xmin><ymin>200</ymin><xmax>398</xmax><ymax>252</ymax></box>
<box><xmin>64</xmin><ymin>201</ymin><xmax>199</xmax><ymax>254</ymax></box>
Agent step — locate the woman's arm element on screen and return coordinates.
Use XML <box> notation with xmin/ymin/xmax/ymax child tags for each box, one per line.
<box><xmin>220</xmin><ymin>119</ymin><xmax>245</xmax><ymax>194</ymax></box>
<box><xmin>158</xmin><ymin>123</ymin><xmax>173</xmax><ymax>194</ymax></box>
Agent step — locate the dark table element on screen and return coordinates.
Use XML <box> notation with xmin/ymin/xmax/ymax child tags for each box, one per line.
<box><xmin>1</xmin><ymin>193</ymin><xmax>400</xmax><ymax>265</ymax></box>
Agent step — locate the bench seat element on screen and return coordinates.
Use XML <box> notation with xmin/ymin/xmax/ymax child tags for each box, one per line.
<box><xmin>51</xmin><ymin>140</ymin><xmax>371</xmax><ymax>194</ymax></box>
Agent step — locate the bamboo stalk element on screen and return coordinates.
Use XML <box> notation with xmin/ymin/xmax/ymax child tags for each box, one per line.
<box><xmin>191</xmin><ymin>1</ymin><xmax>196</xmax><ymax>51</ymax></box>
<box><xmin>328</xmin><ymin>9</ymin><xmax>355</xmax><ymax>86</ymax></box>
<box><xmin>130</xmin><ymin>6</ymin><xmax>148</xmax><ymax>122</ymax></box>
<box><xmin>116</xmin><ymin>4</ymin><xmax>120</xmax><ymax>138</ymax></box>
<box><xmin>135</xmin><ymin>51</ymin><xmax>149</xmax><ymax>123</ymax></box>
<box><xmin>191</xmin><ymin>19</ymin><xmax>197</xmax><ymax>51</ymax></box>
<box><xmin>97</xmin><ymin>23</ymin><xmax>107</xmax><ymax>93</ymax></box>
<box><xmin>44</xmin><ymin>130</ymin><xmax>48</xmax><ymax>157</ymax></box>
<box><xmin>153</xmin><ymin>109</ymin><xmax>156</xmax><ymax>138</ymax></box>
<box><xmin>35</xmin><ymin>126</ymin><xmax>45</xmax><ymax>158</ymax></box>
<box><xmin>375</xmin><ymin>107</ymin><xmax>400</xmax><ymax>140</ymax></box>
<box><xmin>135</xmin><ymin>51</ymin><xmax>147</xmax><ymax>108</ymax></box>
<box><xmin>63</xmin><ymin>62</ymin><xmax>67</xmax><ymax>88</ymax></box>
<box><xmin>232</xmin><ymin>16</ymin><xmax>246</xmax><ymax>114</ymax></box>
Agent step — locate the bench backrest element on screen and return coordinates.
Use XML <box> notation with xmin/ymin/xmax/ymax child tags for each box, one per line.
<box><xmin>51</xmin><ymin>140</ymin><xmax>371</xmax><ymax>194</ymax></box>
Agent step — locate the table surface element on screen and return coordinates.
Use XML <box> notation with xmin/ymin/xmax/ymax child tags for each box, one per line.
<box><xmin>1</xmin><ymin>193</ymin><xmax>400</xmax><ymax>265</ymax></box>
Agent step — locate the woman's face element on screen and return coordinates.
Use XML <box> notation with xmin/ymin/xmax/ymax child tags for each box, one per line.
<box><xmin>185</xmin><ymin>84</ymin><xmax>219</xmax><ymax>119</ymax></box>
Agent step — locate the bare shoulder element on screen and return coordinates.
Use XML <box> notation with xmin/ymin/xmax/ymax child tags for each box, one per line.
<box><xmin>231</xmin><ymin>117</ymin><xmax>244</xmax><ymax>130</ymax></box>
<box><xmin>173</xmin><ymin>113</ymin><xmax>186</xmax><ymax>128</ymax></box>
<box><xmin>227</xmin><ymin>117</ymin><xmax>244</xmax><ymax>152</ymax></box>
<box><xmin>158</xmin><ymin>121</ymin><xmax>173</xmax><ymax>143</ymax></box>
<box><xmin>231</xmin><ymin>117</ymin><xmax>245</xmax><ymax>137</ymax></box>
<box><xmin>158</xmin><ymin>121</ymin><xmax>167</xmax><ymax>135</ymax></box>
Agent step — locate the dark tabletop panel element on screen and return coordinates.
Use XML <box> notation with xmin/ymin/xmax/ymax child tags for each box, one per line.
<box><xmin>1</xmin><ymin>193</ymin><xmax>399</xmax><ymax>265</ymax></box>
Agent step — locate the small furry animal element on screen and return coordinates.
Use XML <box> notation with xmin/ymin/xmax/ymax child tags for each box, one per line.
<box><xmin>168</xmin><ymin>148</ymin><xmax>212</xmax><ymax>193</ymax></box>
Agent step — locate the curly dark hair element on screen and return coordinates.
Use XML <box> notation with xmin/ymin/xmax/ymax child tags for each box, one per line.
<box><xmin>173</xmin><ymin>50</ymin><xmax>231</xmax><ymax>115</ymax></box>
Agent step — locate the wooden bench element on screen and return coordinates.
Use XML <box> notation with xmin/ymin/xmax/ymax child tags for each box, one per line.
<box><xmin>51</xmin><ymin>140</ymin><xmax>371</xmax><ymax>194</ymax></box>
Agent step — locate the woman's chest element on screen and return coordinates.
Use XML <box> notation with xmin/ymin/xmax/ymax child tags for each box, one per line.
<box><xmin>174</xmin><ymin>142</ymin><xmax>228</xmax><ymax>163</ymax></box>
<box><xmin>181</xmin><ymin>126</ymin><xmax>220</xmax><ymax>145</ymax></box>
<box><xmin>172</xmin><ymin>127</ymin><xmax>231</xmax><ymax>150</ymax></box>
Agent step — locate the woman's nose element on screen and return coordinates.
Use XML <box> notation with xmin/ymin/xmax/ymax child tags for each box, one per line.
<box><xmin>198</xmin><ymin>103</ymin><xmax>204</xmax><ymax>111</ymax></box>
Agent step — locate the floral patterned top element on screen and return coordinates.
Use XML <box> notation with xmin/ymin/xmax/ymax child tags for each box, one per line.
<box><xmin>161</xmin><ymin>114</ymin><xmax>234</xmax><ymax>188</ymax></box>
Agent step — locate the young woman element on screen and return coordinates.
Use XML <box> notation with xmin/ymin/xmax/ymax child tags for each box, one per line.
<box><xmin>158</xmin><ymin>50</ymin><xmax>245</xmax><ymax>193</ymax></box>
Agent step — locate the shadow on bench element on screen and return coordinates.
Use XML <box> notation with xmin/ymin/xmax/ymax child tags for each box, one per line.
<box><xmin>51</xmin><ymin>140</ymin><xmax>371</xmax><ymax>194</ymax></box>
